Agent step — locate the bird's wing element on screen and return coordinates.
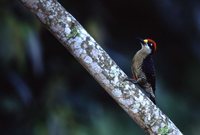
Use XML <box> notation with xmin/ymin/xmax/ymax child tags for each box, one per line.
<box><xmin>142</xmin><ymin>55</ymin><xmax>156</xmax><ymax>93</ymax></box>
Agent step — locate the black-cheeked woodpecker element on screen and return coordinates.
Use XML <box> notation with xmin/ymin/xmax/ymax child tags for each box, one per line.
<box><xmin>125</xmin><ymin>38</ymin><xmax>157</xmax><ymax>104</ymax></box>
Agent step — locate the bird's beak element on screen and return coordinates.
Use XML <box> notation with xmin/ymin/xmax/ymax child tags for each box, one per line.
<box><xmin>136</xmin><ymin>38</ymin><xmax>146</xmax><ymax>46</ymax></box>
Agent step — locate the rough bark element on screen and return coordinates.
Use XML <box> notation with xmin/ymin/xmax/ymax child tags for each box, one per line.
<box><xmin>18</xmin><ymin>0</ymin><xmax>183</xmax><ymax>134</ymax></box>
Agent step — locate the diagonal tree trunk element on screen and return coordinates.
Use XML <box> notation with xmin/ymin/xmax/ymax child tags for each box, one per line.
<box><xmin>18</xmin><ymin>0</ymin><xmax>183</xmax><ymax>134</ymax></box>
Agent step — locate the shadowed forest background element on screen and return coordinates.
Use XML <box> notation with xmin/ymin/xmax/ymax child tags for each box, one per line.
<box><xmin>1</xmin><ymin>0</ymin><xmax>200</xmax><ymax>134</ymax></box>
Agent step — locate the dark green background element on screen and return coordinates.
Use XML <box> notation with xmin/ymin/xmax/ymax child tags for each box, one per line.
<box><xmin>0</xmin><ymin>0</ymin><xmax>200</xmax><ymax>134</ymax></box>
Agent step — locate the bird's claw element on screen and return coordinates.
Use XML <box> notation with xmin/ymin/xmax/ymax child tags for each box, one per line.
<box><xmin>123</xmin><ymin>78</ymin><xmax>138</xmax><ymax>84</ymax></box>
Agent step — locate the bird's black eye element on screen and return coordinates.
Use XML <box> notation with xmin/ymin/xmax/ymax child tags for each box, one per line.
<box><xmin>149</xmin><ymin>43</ymin><xmax>153</xmax><ymax>46</ymax></box>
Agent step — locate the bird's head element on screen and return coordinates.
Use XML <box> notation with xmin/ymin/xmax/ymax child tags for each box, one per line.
<box><xmin>138</xmin><ymin>38</ymin><xmax>157</xmax><ymax>54</ymax></box>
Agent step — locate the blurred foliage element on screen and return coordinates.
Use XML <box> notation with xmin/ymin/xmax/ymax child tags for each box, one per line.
<box><xmin>1</xmin><ymin>0</ymin><xmax>200</xmax><ymax>135</ymax></box>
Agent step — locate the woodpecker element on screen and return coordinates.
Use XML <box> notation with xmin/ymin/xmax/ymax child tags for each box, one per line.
<box><xmin>125</xmin><ymin>38</ymin><xmax>157</xmax><ymax>104</ymax></box>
